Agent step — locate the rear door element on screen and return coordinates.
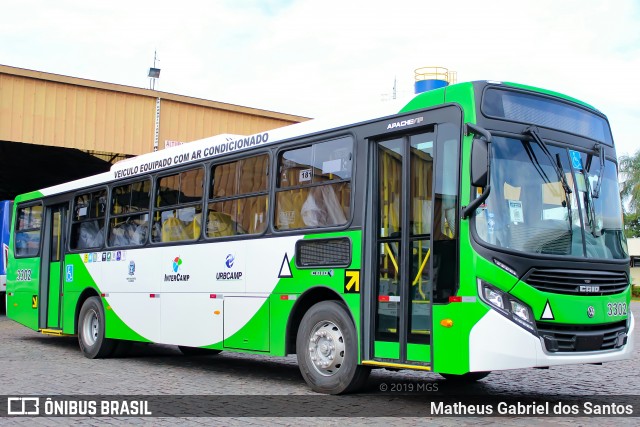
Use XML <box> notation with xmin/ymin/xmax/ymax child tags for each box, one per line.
<box><xmin>40</xmin><ymin>203</ymin><xmax>69</xmax><ymax>329</ymax></box>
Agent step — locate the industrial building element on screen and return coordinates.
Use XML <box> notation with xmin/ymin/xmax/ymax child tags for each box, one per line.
<box><xmin>0</xmin><ymin>64</ymin><xmax>308</xmax><ymax>200</ymax></box>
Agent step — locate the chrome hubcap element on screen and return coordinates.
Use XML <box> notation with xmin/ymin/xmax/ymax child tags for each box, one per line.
<box><xmin>82</xmin><ymin>309</ymin><xmax>99</xmax><ymax>346</ymax></box>
<box><xmin>308</xmin><ymin>321</ymin><xmax>346</xmax><ymax>376</ymax></box>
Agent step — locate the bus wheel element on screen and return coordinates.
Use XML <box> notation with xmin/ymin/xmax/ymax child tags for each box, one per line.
<box><xmin>440</xmin><ymin>371</ymin><xmax>491</xmax><ymax>382</ymax></box>
<box><xmin>296</xmin><ymin>300</ymin><xmax>370</xmax><ymax>394</ymax></box>
<box><xmin>78</xmin><ymin>296</ymin><xmax>115</xmax><ymax>359</ymax></box>
<box><xmin>178</xmin><ymin>346</ymin><xmax>222</xmax><ymax>356</ymax></box>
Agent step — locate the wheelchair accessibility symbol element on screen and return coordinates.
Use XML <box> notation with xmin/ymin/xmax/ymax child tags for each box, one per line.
<box><xmin>66</xmin><ymin>264</ymin><xmax>74</xmax><ymax>282</ymax></box>
<box><xmin>569</xmin><ymin>150</ymin><xmax>583</xmax><ymax>170</ymax></box>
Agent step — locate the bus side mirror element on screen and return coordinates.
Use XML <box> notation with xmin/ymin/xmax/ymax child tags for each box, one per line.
<box><xmin>462</xmin><ymin>124</ymin><xmax>493</xmax><ymax>219</ymax></box>
<box><xmin>470</xmin><ymin>138</ymin><xmax>489</xmax><ymax>188</ymax></box>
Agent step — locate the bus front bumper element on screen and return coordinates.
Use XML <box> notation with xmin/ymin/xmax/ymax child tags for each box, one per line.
<box><xmin>468</xmin><ymin>309</ymin><xmax>635</xmax><ymax>372</ymax></box>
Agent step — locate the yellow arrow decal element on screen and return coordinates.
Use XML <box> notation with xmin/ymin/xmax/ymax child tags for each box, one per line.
<box><xmin>344</xmin><ymin>270</ymin><xmax>360</xmax><ymax>293</ymax></box>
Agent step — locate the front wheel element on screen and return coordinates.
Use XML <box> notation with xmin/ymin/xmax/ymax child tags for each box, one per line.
<box><xmin>296</xmin><ymin>300</ymin><xmax>370</xmax><ymax>394</ymax></box>
<box><xmin>78</xmin><ymin>296</ymin><xmax>115</xmax><ymax>358</ymax></box>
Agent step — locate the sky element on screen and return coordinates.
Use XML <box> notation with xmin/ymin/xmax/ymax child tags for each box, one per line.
<box><xmin>2</xmin><ymin>0</ymin><xmax>639</xmax><ymax>157</ymax></box>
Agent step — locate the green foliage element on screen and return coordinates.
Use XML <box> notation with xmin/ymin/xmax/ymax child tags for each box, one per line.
<box><xmin>623</xmin><ymin>212</ymin><xmax>640</xmax><ymax>238</ymax></box>
<box><xmin>632</xmin><ymin>286</ymin><xmax>640</xmax><ymax>298</ymax></box>
<box><xmin>619</xmin><ymin>150</ymin><xmax>640</xmax><ymax>214</ymax></box>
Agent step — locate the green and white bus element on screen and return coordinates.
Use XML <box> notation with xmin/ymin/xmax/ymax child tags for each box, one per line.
<box><xmin>6</xmin><ymin>81</ymin><xmax>634</xmax><ymax>394</ymax></box>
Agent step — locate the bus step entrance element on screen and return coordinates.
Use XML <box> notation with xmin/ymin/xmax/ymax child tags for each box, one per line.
<box><xmin>39</xmin><ymin>328</ymin><xmax>71</xmax><ymax>336</ymax></box>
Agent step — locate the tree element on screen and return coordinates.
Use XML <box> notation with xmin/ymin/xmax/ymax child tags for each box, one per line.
<box><xmin>619</xmin><ymin>150</ymin><xmax>640</xmax><ymax>214</ymax></box>
<box><xmin>623</xmin><ymin>212</ymin><xmax>640</xmax><ymax>238</ymax></box>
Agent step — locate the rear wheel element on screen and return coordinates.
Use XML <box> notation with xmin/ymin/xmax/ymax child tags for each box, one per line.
<box><xmin>178</xmin><ymin>346</ymin><xmax>222</xmax><ymax>356</ymax></box>
<box><xmin>78</xmin><ymin>296</ymin><xmax>116</xmax><ymax>358</ymax></box>
<box><xmin>296</xmin><ymin>300</ymin><xmax>370</xmax><ymax>394</ymax></box>
<box><xmin>440</xmin><ymin>371</ymin><xmax>491</xmax><ymax>382</ymax></box>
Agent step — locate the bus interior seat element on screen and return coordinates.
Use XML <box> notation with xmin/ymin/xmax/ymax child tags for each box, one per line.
<box><xmin>189</xmin><ymin>215</ymin><xmax>201</xmax><ymax>240</ymax></box>
<box><xmin>277</xmin><ymin>189</ymin><xmax>307</xmax><ymax>229</ymax></box>
<box><xmin>301</xmin><ymin>185</ymin><xmax>347</xmax><ymax>227</ymax></box>
<box><xmin>109</xmin><ymin>222</ymin><xmax>128</xmax><ymax>247</ymax></box>
<box><xmin>129</xmin><ymin>220</ymin><xmax>148</xmax><ymax>245</ymax></box>
<box><xmin>242</xmin><ymin>198</ymin><xmax>267</xmax><ymax>234</ymax></box>
<box><xmin>207</xmin><ymin>211</ymin><xmax>234</xmax><ymax>237</ymax></box>
<box><xmin>320</xmin><ymin>185</ymin><xmax>347</xmax><ymax>225</ymax></box>
<box><xmin>301</xmin><ymin>188</ymin><xmax>326</xmax><ymax>227</ymax></box>
<box><xmin>77</xmin><ymin>220</ymin><xmax>105</xmax><ymax>249</ymax></box>
<box><xmin>161</xmin><ymin>216</ymin><xmax>190</xmax><ymax>242</ymax></box>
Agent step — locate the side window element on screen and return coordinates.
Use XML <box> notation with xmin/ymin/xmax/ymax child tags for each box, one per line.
<box><xmin>108</xmin><ymin>179</ymin><xmax>151</xmax><ymax>247</ymax></box>
<box><xmin>152</xmin><ymin>168</ymin><xmax>204</xmax><ymax>243</ymax></box>
<box><xmin>207</xmin><ymin>154</ymin><xmax>269</xmax><ymax>238</ymax></box>
<box><xmin>15</xmin><ymin>205</ymin><xmax>43</xmax><ymax>257</ymax></box>
<box><xmin>275</xmin><ymin>136</ymin><xmax>352</xmax><ymax>230</ymax></box>
<box><xmin>432</xmin><ymin>122</ymin><xmax>461</xmax><ymax>303</ymax></box>
<box><xmin>70</xmin><ymin>190</ymin><xmax>107</xmax><ymax>250</ymax></box>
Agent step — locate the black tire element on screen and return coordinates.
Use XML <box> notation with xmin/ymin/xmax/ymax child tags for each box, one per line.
<box><xmin>440</xmin><ymin>371</ymin><xmax>491</xmax><ymax>382</ymax></box>
<box><xmin>296</xmin><ymin>300</ymin><xmax>370</xmax><ymax>394</ymax></box>
<box><xmin>178</xmin><ymin>346</ymin><xmax>222</xmax><ymax>356</ymax></box>
<box><xmin>78</xmin><ymin>296</ymin><xmax>116</xmax><ymax>358</ymax></box>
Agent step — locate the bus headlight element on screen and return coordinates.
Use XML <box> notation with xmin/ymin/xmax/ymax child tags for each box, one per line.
<box><xmin>511</xmin><ymin>300</ymin><xmax>531</xmax><ymax>323</ymax></box>
<box><xmin>478</xmin><ymin>279</ymin><xmax>536</xmax><ymax>333</ymax></box>
<box><xmin>484</xmin><ymin>287</ymin><xmax>505</xmax><ymax>310</ymax></box>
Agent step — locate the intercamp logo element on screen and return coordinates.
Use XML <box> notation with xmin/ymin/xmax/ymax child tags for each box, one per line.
<box><xmin>172</xmin><ymin>256</ymin><xmax>182</xmax><ymax>272</ymax></box>
<box><xmin>164</xmin><ymin>256</ymin><xmax>189</xmax><ymax>282</ymax></box>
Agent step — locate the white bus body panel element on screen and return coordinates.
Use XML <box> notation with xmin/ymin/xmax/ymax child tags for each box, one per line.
<box><xmin>83</xmin><ymin>236</ymin><xmax>299</xmax><ymax>346</ymax></box>
<box><xmin>469</xmin><ymin>309</ymin><xmax>635</xmax><ymax>371</ymax></box>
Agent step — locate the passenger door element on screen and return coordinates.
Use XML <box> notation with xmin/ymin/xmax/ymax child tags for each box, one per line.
<box><xmin>364</xmin><ymin>116</ymin><xmax>461</xmax><ymax>369</ymax></box>
<box><xmin>40</xmin><ymin>203</ymin><xmax>68</xmax><ymax>329</ymax></box>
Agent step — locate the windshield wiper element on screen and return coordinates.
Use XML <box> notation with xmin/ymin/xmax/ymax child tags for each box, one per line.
<box><xmin>523</xmin><ymin>126</ymin><xmax>573</xmax><ymax>229</ymax></box>
<box><xmin>583</xmin><ymin>144</ymin><xmax>605</xmax><ymax>237</ymax></box>
<box><xmin>581</xmin><ymin>166</ymin><xmax>600</xmax><ymax>237</ymax></box>
<box><xmin>523</xmin><ymin>126</ymin><xmax>573</xmax><ymax>197</ymax></box>
<box><xmin>591</xmin><ymin>143</ymin><xmax>605</xmax><ymax>199</ymax></box>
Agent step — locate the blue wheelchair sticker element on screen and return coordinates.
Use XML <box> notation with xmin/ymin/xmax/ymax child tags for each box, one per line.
<box><xmin>569</xmin><ymin>150</ymin><xmax>583</xmax><ymax>170</ymax></box>
<box><xmin>66</xmin><ymin>264</ymin><xmax>74</xmax><ymax>282</ymax></box>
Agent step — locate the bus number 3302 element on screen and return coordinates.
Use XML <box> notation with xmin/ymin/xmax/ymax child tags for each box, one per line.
<box><xmin>607</xmin><ymin>302</ymin><xmax>627</xmax><ymax>317</ymax></box>
<box><xmin>16</xmin><ymin>269</ymin><xmax>32</xmax><ymax>281</ymax></box>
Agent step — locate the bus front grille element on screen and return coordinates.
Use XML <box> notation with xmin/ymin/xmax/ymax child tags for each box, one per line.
<box><xmin>536</xmin><ymin>320</ymin><xmax>628</xmax><ymax>352</ymax></box>
<box><xmin>524</xmin><ymin>268</ymin><xmax>628</xmax><ymax>296</ymax></box>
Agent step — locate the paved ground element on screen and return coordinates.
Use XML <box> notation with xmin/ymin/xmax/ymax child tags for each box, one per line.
<box><xmin>0</xmin><ymin>303</ymin><xmax>638</xmax><ymax>425</ymax></box>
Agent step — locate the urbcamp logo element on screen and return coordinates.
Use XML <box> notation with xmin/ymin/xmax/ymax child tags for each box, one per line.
<box><xmin>172</xmin><ymin>256</ymin><xmax>183</xmax><ymax>272</ymax></box>
<box><xmin>165</xmin><ymin>256</ymin><xmax>190</xmax><ymax>282</ymax></box>
<box><xmin>216</xmin><ymin>253</ymin><xmax>243</xmax><ymax>281</ymax></box>
<box><xmin>225</xmin><ymin>254</ymin><xmax>235</xmax><ymax>268</ymax></box>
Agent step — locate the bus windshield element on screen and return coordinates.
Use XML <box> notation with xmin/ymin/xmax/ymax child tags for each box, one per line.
<box><xmin>474</xmin><ymin>136</ymin><xmax>627</xmax><ymax>260</ymax></box>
